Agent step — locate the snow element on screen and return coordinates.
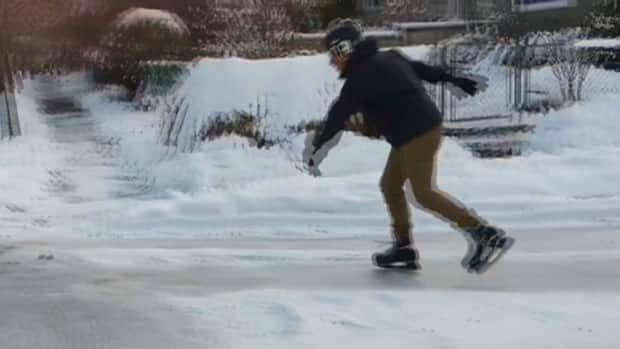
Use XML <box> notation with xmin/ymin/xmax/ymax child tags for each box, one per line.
<box><xmin>1</xmin><ymin>44</ymin><xmax>620</xmax><ymax>347</ymax></box>
<box><xmin>0</xmin><ymin>83</ymin><xmax>67</xmax><ymax>232</ymax></box>
<box><xmin>575</xmin><ymin>38</ymin><xmax>620</xmax><ymax>48</ymax></box>
<box><xmin>364</xmin><ymin>29</ymin><xmax>401</xmax><ymax>38</ymax></box>
<box><xmin>512</xmin><ymin>0</ymin><xmax>578</xmax><ymax>13</ymax></box>
<box><xmin>147</xmin><ymin>47</ymin><xmax>620</xmax><ymax>237</ymax></box>
<box><xmin>392</xmin><ymin>20</ymin><xmax>496</xmax><ymax>30</ymax></box>
<box><xmin>167</xmin><ymin>46</ymin><xmax>431</xmax><ymax>151</ymax></box>
<box><xmin>4</xmin><ymin>48</ymin><xmax>620</xmax><ymax>240</ymax></box>
<box><xmin>293</xmin><ymin>32</ymin><xmax>324</xmax><ymax>39</ymax></box>
<box><xmin>295</xmin><ymin>29</ymin><xmax>401</xmax><ymax>40</ymax></box>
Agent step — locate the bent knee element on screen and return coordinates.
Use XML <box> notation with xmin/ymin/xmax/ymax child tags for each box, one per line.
<box><xmin>411</xmin><ymin>186</ymin><xmax>440</xmax><ymax>204</ymax></box>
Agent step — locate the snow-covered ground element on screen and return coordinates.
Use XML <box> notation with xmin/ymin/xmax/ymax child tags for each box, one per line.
<box><xmin>1</xmin><ymin>46</ymin><xmax>620</xmax><ymax>348</ymax></box>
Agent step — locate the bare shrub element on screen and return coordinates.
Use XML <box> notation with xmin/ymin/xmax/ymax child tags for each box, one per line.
<box><xmin>543</xmin><ymin>29</ymin><xmax>593</xmax><ymax>102</ymax></box>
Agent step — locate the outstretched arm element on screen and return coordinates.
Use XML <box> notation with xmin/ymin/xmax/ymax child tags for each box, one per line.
<box><xmin>409</xmin><ymin>60</ymin><xmax>453</xmax><ymax>83</ymax></box>
<box><xmin>412</xmin><ymin>60</ymin><xmax>487</xmax><ymax>97</ymax></box>
<box><xmin>391</xmin><ymin>50</ymin><xmax>453</xmax><ymax>83</ymax></box>
<box><xmin>312</xmin><ymin>86</ymin><xmax>358</xmax><ymax>152</ymax></box>
<box><xmin>393</xmin><ymin>50</ymin><xmax>486</xmax><ymax>97</ymax></box>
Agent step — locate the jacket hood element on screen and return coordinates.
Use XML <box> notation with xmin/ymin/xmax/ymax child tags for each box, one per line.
<box><xmin>340</xmin><ymin>37</ymin><xmax>379</xmax><ymax>79</ymax></box>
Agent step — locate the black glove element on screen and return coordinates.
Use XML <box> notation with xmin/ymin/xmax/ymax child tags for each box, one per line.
<box><xmin>302</xmin><ymin>133</ymin><xmax>323</xmax><ymax>177</ymax></box>
<box><xmin>308</xmin><ymin>156</ymin><xmax>316</xmax><ymax>167</ymax></box>
<box><xmin>450</xmin><ymin>77</ymin><xmax>479</xmax><ymax>96</ymax></box>
<box><xmin>308</xmin><ymin>146</ymin><xmax>321</xmax><ymax>166</ymax></box>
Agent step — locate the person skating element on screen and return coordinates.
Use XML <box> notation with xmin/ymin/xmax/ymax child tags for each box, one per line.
<box><xmin>306</xmin><ymin>19</ymin><xmax>515</xmax><ymax>274</ymax></box>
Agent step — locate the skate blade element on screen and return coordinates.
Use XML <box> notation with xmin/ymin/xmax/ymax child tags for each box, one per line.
<box><xmin>372</xmin><ymin>256</ymin><xmax>421</xmax><ymax>271</ymax></box>
<box><xmin>375</xmin><ymin>262</ymin><xmax>421</xmax><ymax>270</ymax></box>
<box><xmin>460</xmin><ymin>240</ymin><xmax>476</xmax><ymax>269</ymax></box>
<box><xmin>463</xmin><ymin>242</ymin><xmax>497</xmax><ymax>272</ymax></box>
<box><xmin>469</xmin><ymin>237</ymin><xmax>515</xmax><ymax>275</ymax></box>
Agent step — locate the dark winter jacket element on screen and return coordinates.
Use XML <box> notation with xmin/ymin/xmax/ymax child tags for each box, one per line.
<box><xmin>313</xmin><ymin>38</ymin><xmax>453</xmax><ymax>150</ymax></box>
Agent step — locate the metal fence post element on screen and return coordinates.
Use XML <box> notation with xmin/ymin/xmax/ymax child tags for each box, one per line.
<box><xmin>0</xmin><ymin>33</ymin><xmax>20</xmax><ymax>139</ymax></box>
<box><xmin>439</xmin><ymin>45</ymin><xmax>447</xmax><ymax>120</ymax></box>
<box><xmin>0</xmin><ymin>46</ymin><xmax>10</xmax><ymax>139</ymax></box>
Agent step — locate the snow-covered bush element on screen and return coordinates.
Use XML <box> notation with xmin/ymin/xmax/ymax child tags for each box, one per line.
<box><xmin>486</xmin><ymin>29</ymin><xmax>594</xmax><ymax>103</ymax></box>
<box><xmin>161</xmin><ymin>97</ymin><xmax>297</xmax><ymax>152</ymax></box>
<box><xmin>101</xmin><ymin>8</ymin><xmax>192</xmax><ymax>63</ymax></box>
<box><xmin>160</xmin><ymin>93</ymin><xmax>381</xmax><ymax>153</ymax></box>
<box><xmin>95</xmin><ymin>8</ymin><xmax>192</xmax><ymax>96</ymax></box>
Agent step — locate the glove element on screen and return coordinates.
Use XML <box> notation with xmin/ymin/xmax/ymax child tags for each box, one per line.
<box><xmin>344</xmin><ymin>112</ymin><xmax>365</xmax><ymax>131</ymax></box>
<box><xmin>447</xmin><ymin>73</ymin><xmax>489</xmax><ymax>99</ymax></box>
<box><xmin>450</xmin><ymin>77</ymin><xmax>478</xmax><ymax>96</ymax></box>
<box><xmin>307</xmin><ymin>148</ymin><xmax>319</xmax><ymax>167</ymax></box>
<box><xmin>303</xmin><ymin>132</ymin><xmax>323</xmax><ymax>177</ymax></box>
<box><xmin>302</xmin><ymin>130</ymin><xmax>343</xmax><ymax>177</ymax></box>
<box><xmin>306</xmin><ymin>148</ymin><xmax>322</xmax><ymax>177</ymax></box>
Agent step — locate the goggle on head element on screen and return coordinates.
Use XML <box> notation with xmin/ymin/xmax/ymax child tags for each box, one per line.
<box><xmin>328</xmin><ymin>40</ymin><xmax>354</xmax><ymax>62</ymax></box>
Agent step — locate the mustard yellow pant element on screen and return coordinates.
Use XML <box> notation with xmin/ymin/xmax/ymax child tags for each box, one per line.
<box><xmin>380</xmin><ymin>127</ymin><xmax>484</xmax><ymax>243</ymax></box>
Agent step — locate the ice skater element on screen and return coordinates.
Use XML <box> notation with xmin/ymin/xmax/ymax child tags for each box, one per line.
<box><xmin>306</xmin><ymin>18</ymin><xmax>515</xmax><ymax>274</ymax></box>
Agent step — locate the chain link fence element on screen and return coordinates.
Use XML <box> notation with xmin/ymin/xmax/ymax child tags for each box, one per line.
<box><xmin>422</xmin><ymin>41</ymin><xmax>619</xmax><ymax>157</ymax></box>
<box><xmin>429</xmin><ymin>43</ymin><xmax>524</xmax><ymax>122</ymax></box>
<box><xmin>430</xmin><ymin>41</ymin><xmax>620</xmax><ymax>122</ymax></box>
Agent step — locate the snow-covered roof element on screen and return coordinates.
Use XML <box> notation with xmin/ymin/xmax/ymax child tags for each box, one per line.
<box><xmin>295</xmin><ymin>22</ymin><xmax>501</xmax><ymax>40</ymax></box>
<box><xmin>365</xmin><ymin>29</ymin><xmax>401</xmax><ymax>38</ymax></box>
<box><xmin>294</xmin><ymin>29</ymin><xmax>401</xmax><ymax>40</ymax></box>
<box><xmin>293</xmin><ymin>33</ymin><xmax>323</xmax><ymax>40</ymax></box>
<box><xmin>392</xmin><ymin>20</ymin><xmax>496</xmax><ymax>30</ymax></box>
<box><xmin>112</xmin><ymin>8</ymin><xmax>190</xmax><ymax>36</ymax></box>
<box><xmin>513</xmin><ymin>0</ymin><xmax>578</xmax><ymax>13</ymax></box>
<box><xmin>575</xmin><ymin>39</ymin><xmax>620</xmax><ymax>49</ymax></box>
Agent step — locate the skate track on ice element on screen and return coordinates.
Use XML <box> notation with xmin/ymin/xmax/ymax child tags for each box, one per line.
<box><xmin>1</xmin><ymin>229</ymin><xmax>620</xmax><ymax>348</ymax></box>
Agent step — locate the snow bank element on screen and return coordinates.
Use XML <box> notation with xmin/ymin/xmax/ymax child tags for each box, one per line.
<box><xmin>0</xmin><ymin>81</ymin><xmax>67</xmax><ymax>233</ymax></box>
<box><xmin>166</xmin><ymin>46</ymin><xmax>432</xmax><ymax>150</ymax></box>
<box><xmin>575</xmin><ymin>38</ymin><xmax>620</xmax><ymax>49</ymax></box>
<box><xmin>4</xmin><ymin>45</ymin><xmax>620</xmax><ymax>240</ymax></box>
<box><xmin>69</xmin><ymin>46</ymin><xmax>620</xmax><ymax>238</ymax></box>
<box><xmin>82</xmin><ymin>91</ymin><xmax>620</xmax><ymax>238</ymax></box>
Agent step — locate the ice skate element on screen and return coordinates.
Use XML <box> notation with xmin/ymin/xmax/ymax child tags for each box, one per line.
<box><xmin>372</xmin><ymin>243</ymin><xmax>421</xmax><ymax>270</ymax></box>
<box><xmin>461</xmin><ymin>225</ymin><xmax>515</xmax><ymax>274</ymax></box>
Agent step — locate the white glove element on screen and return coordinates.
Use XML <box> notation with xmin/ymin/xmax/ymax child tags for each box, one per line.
<box><xmin>345</xmin><ymin>112</ymin><xmax>365</xmax><ymax>130</ymax></box>
<box><xmin>302</xmin><ymin>130</ymin><xmax>342</xmax><ymax>177</ymax></box>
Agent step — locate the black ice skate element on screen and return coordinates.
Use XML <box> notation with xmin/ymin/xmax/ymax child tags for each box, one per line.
<box><xmin>461</xmin><ymin>225</ymin><xmax>515</xmax><ymax>274</ymax></box>
<box><xmin>372</xmin><ymin>244</ymin><xmax>421</xmax><ymax>270</ymax></box>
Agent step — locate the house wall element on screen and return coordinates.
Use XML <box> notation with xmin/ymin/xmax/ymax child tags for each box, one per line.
<box><xmin>500</xmin><ymin>0</ymin><xmax>597</xmax><ymax>37</ymax></box>
<box><xmin>356</xmin><ymin>0</ymin><xmax>508</xmax><ymax>20</ymax></box>
<box><xmin>355</xmin><ymin>1</ymin><xmax>604</xmax><ymax>39</ymax></box>
<box><xmin>402</xmin><ymin>26</ymin><xmax>468</xmax><ymax>44</ymax></box>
